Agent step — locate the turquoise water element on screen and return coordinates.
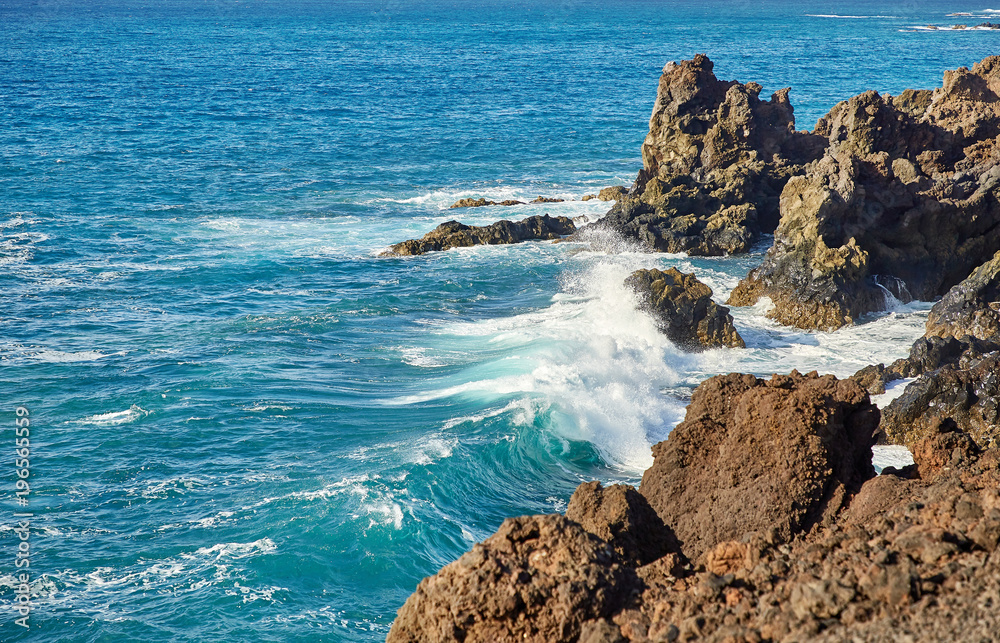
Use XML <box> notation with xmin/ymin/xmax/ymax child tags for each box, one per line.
<box><xmin>1</xmin><ymin>1</ymin><xmax>997</xmax><ymax>640</ymax></box>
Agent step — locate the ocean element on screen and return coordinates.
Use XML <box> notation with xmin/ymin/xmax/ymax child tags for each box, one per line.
<box><xmin>1</xmin><ymin>0</ymin><xmax>997</xmax><ymax>640</ymax></box>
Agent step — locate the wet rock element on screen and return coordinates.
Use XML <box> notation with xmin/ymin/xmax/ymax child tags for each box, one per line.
<box><xmin>638</xmin><ymin>371</ymin><xmax>878</xmax><ymax>559</ymax></box>
<box><xmin>450</xmin><ymin>197</ymin><xmax>527</xmax><ymax>208</ymax></box>
<box><xmin>625</xmin><ymin>267</ymin><xmax>744</xmax><ymax>351</ymax></box>
<box><xmin>582</xmin><ymin>194</ymin><xmax>598</xmax><ymax>201</ymax></box>
<box><xmin>576</xmin><ymin>54</ymin><xmax>824</xmax><ymax>256</ymax></box>
<box><xmin>925</xmin><ymin>249</ymin><xmax>1000</xmax><ymax>342</ymax></box>
<box><xmin>386</xmin><ymin>515</ymin><xmax>640</xmax><ymax>643</ymax></box>
<box><xmin>730</xmin><ymin>56</ymin><xmax>1000</xmax><ymax>330</ymax></box>
<box><xmin>880</xmin><ymin>353</ymin><xmax>1000</xmax><ymax>449</ymax></box>
<box><xmin>382</xmin><ymin>214</ymin><xmax>575</xmax><ymax>256</ymax></box>
<box><xmin>566</xmin><ymin>482</ymin><xmax>681</xmax><ymax>567</ymax></box>
<box><xmin>530</xmin><ymin>196</ymin><xmax>565</xmax><ymax>204</ymax></box>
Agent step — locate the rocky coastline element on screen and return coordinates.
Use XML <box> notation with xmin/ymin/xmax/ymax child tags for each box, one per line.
<box><xmin>386</xmin><ymin>55</ymin><xmax>1000</xmax><ymax>642</ymax></box>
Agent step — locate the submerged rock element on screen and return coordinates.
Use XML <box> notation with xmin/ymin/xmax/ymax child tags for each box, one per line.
<box><xmin>625</xmin><ymin>267</ymin><xmax>744</xmax><ymax>351</ymax></box>
<box><xmin>730</xmin><ymin>56</ymin><xmax>1000</xmax><ymax>329</ymax></box>
<box><xmin>386</xmin><ymin>514</ymin><xmax>640</xmax><ymax>643</ymax></box>
<box><xmin>639</xmin><ymin>371</ymin><xmax>878</xmax><ymax>559</ymax></box>
<box><xmin>381</xmin><ymin>214</ymin><xmax>575</xmax><ymax>256</ymax></box>
<box><xmin>576</xmin><ymin>54</ymin><xmax>824</xmax><ymax>256</ymax></box>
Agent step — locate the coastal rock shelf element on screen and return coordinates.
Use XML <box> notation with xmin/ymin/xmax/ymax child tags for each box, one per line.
<box><xmin>381</xmin><ymin>214</ymin><xmax>575</xmax><ymax>256</ymax></box>
<box><xmin>389</xmin><ymin>371</ymin><xmax>1000</xmax><ymax>642</ymax></box>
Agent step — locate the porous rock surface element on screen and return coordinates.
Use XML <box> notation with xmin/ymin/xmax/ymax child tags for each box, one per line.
<box><xmin>924</xmin><ymin>248</ymin><xmax>1000</xmax><ymax>341</ymax></box>
<box><xmin>731</xmin><ymin>56</ymin><xmax>1000</xmax><ymax>330</ymax></box>
<box><xmin>576</xmin><ymin>54</ymin><xmax>825</xmax><ymax>256</ymax></box>
<box><xmin>566</xmin><ymin>482</ymin><xmax>680</xmax><ymax>567</ymax></box>
<box><xmin>638</xmin><ymin>371</ymin><xmax>878</xmax><ymax>559</ymax></box>
<box><xmin>381</xmin><ymin>214</ymin><xmax>575</xmax><ymax>256</ymax></box>
<box><xmin>390</xmin><ymin>370</ymin><xmax>1000</xmax><ymax>643</ymax></box>
<box><xmin>625</xmin><ymin>267</ymin><xmax>744</xmax><ymax>350</ymax></box>
<box><xmin>450</xmin><ymin>197</ymin><xmax>526</xmax><ymax>208</ymax></box>
<box><xmin>386</xmin><ymin>514</ymin><xmax>640</xmax><ymax>643</ymax></box>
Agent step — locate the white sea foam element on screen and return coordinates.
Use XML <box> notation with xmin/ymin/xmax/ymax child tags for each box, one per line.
<box><xmin>872</xmin><ymin>445</ymin><xmax>915</xmax><ymax>473</ymax></box>
<box><xmin>389</xmin><ymin>248</ymin><xmax>690</xmax><ymax>471</ymax></box>
<box><xmin>76</xmin><ymin>405</ymin><xmax>150</xmax><ymax>426</ymax></box>
<box><xmin>871</xmin><ymin>377</ymin><xmax>916</xmax><ymax>408</ymax></box>
<box><xmin>32</xmin><ymin>349</ymin><xmax>120</xmax><ymax>363</ymax></box>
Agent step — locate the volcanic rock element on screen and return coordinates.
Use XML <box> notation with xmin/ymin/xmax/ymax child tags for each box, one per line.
<box><xmin>598</xmin><ymin>186</ymin><xmax>628</xmax><ymax>202</ymax></box>
<box><xmin>639</xmin><ymin>371</ymin><xmax>878</xmax><ymax>559</ymax></box>
<box><xmin>449</xmin><ymin>197</ymin><xmax>526</xmax><ymax>208</ymax></box>
<box><xmin>730</xmin><ymin>56</ymin><xmax>1000</xmax><ymax>330</ymax></box>
<box><xmin>386</xmin><ymin>514</ymin><xmax>640</xmax><ymax>643</ymax></box>
<box><xmin>576</xmin><ymin>54</ymin><xmax>825</xmax><ymax>256</ymax></box>
<box><xmin>625</xmin><ymin>267</ymin><xmax>744</xmax><ymax>351</ymax></box>
<box><xmin>925</xmin><ymin>248</ymin><xmax>1000</xmax><ymax>341</ymax></box>
<box><xmin>879</xmin><ymin>352</ymin><xmax>1000</xmax><ymax>449</ymax></box>
<box><xmin>382</xmin><ymin>214</ymin><xmax>575</xmax><ymax>256</ymax></box>
<box><xmin>566</xmin><ymin>482</ymin><xmax>681</xmax><ymax>567</ymax></box>
<box><xmin>530</xmin><ymin>196</ymin><xmax>565</xmax><ymax>204</ymax></box>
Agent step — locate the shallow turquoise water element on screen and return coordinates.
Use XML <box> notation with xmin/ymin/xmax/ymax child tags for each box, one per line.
<box><xmin>1</xmin><ymin>1</ymin><xmax>996</xmax><ymax>640</ymax></box>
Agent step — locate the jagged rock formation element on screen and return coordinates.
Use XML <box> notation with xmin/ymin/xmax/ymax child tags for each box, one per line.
<box><xmin>390</xmin><ymin>369</ymin><xmax>1000</xmax><ymax>642</ymax></box>
<box><xmin>639</xmin><ymin>371</ymin><xmax>878</xmax><ymax>559</ymax></box>
<box><xmin>576</xmin><ymin>54</ymin><xmax>825</xmax><ymax>256</ymax></box>
<box><xmin>730</xmin><ymin>56</ymin><xmax>1000</xmax><ymax>330</ymax></box>
<box><xmin>386</xmin><ymin>514</ymin><xmax>641</xmax><ymax>643</ymax></box>
<box><xmin>381</xmin><ymin>214</ymin><xmax>575</xmax><ymax>256</ymax></box>
<box><xmin>625</xmin><ymin>268</ymin><xmax>744</xmax><ymax>350</ymax></box>
<box><xmin>880</xmin><ymin>354</ymin><xmax>1000</xmax><ymax>449</ymax></box>
<box><xmin>925</xmin><ymin>248</ymin><xmax>1000</xmax><ymax>341</ymax></box>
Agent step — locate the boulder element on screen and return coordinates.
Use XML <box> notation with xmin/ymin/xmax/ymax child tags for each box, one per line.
<box><xmin>576</xmin><ymin>54</ymin><xmax>824</xmax><ymax>256</ymax></box>
<box><xmin>730</xmin><ymin>57</ymin><xmax>1000</xmax><ymax>330</ymax></box>
<box><xmin>530</xmin><ymin>196</ymin><xmax>565</xmax><ymax>204</ymax></box>
<box><xmin>638</xmin><ymin>371</ymin><xmax>879</xmax><ymax>559</ymax></box>
<box><xmin>598</xmin><ymin>186</ymin><xmax>627</xmax><ymax>202</ymax></box>
<box><xmin>382</xmin><ymin>214</ymin><xmax>575</xmax><ymax>256</ymax></box>
<box><xmin>565</xmin><ymin>482</ymin><xmax>681</xmax><ymax>567</ymax></box>
<box><xmin>625</xmin><ymin>267</ymin><xmax>744</xmax><ymax>351</ymax></box>
<box><xmin>386</xmin><ymin>515</ymin><xmax>640</xmax><ymax>643</ymax></box>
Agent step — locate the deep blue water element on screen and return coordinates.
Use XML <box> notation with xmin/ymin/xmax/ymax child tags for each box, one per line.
<box><xmin>1</xmin><ymin>1</ymin><xmax>997</xmax><ymax>640</ymax></box>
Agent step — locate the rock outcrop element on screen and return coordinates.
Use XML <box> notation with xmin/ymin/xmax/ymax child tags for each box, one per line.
<box><xmin>576</xmin><ymin>54</ymin><xmax>825</xmax><ymax>256</ymax></box>
<box><xmin>566</xmin><ymin>482</ymin><xmax>680</xmax><ymax>567</ymax></box>
<box><xmin>450</xmin><ymin>198</ymin><xmax>526</xmax><ymax>208</ymax></box>
<box><xmin>382</xmin><ymin>214</ymin><xmax>575</xmax><ymax>256</ymax></box>
<box><xmin>391</xmin><ymin>368</ymin><xmax>1000</xmax><ymax>642</ymax></box>
<box><xmin>386</xmin><ymin>515</ymin><xmax>640</xmax><ymax>643</ymax></box>
<box><xmin>625</xmin><ymin>268</ymin><xmax>744</xmax><ymax>350</ymax></box>
<box><xmin>925</xmin><ymin>248</ymin><xmax>1000</xmax><ymax>341</ymax></box>
<box><xmin>730</xmin><ymin>57</ymin><xmax>1000</xmax><ymax>329</ymax></box>
<box><xmin>880</xmin><ymin>353</ymin><xmax>1000</xmax><ymax>449</ymax></box>
<box><xmin>639</xmin><ymin>371</ymin><xmax>878</xmax><ymax>559</ymax></box>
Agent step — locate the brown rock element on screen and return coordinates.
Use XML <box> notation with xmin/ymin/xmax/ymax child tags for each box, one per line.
<box><xmin>625</xmin><ymin>267</ymin><xmax>744</xmax><ymax>351</ymax></box>
<box><xmin>530</xmin><ymin>196</ymin><xmax>565</xmax><ymax>204</ymax></box>
<box><xmin>382</xmin><ymin>214</ymin><xmax>575</xmax><ymax>256</ymax></box>
<box><xmin>566</xmin><ymin>482</ymin><xmax>680</xmax><ymax>566</ymax></box>
<box><xmin>597</xmin><ymin>186</ymin><xmax>627</xmax><ymax>202</ymax></box>
<box><xmin>386</xmin><ymin>515</ymin><xmax>640</xmax><ymax>643</ymax></box>
<box><xmin>910</xmin><ymin>417</ymin><xmax>981</xmax><ymax>479</ymax></box>
<box><xmin>638</xmin><ymin>371</ymin><xmax>878</xmax><ymax>559</ymax></box>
